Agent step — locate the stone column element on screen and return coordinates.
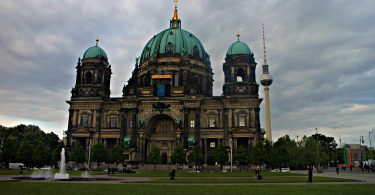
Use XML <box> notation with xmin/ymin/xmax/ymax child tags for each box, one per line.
<box><xmin>195</xmin><ymin>109</ymin><xmax>201</xmax><ymax>147</ymax></box>
<box><xmin>204</xmin><ymin>138</ymin><xmax>208</xmax><ymax>164</ymax></box>
<box><xmin>120</xmin><ymin>108</ymin><xmax>127</xmax><ymax>145</ymax></box>
<box><xmin>67</xmin><ymin>109</ymin><xmax>73</xmax><ymax>147</ymax></box>
<box><xmin>183</xmin><ymin>108</ymin><xmax>189</xmax><ymax>148</ymax></box>
<box><xmin>131</xmin><ymin>109</ymin><xmax>137</xmax><ymax>147</ymax></box>
<box><xmin>223</xmin><ymin>108</ymin><xmax>228</xmax><ymax>145</ymax></box>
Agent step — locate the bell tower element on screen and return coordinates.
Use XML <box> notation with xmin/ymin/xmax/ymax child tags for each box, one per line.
<box><xmin>71</xmin><ymin>37</ymin><xmax>112</xmax><ymax>99</ymax></box>
<box><xmin>223</xmin><ymin>33</ymin><xmax>259</xmax><ymax>97</ymax></box>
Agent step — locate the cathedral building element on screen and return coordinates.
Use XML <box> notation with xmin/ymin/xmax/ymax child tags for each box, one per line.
<box><xmin>66</xmin><ymin>4</ymin><xmax>263</xmax><ymax>164</ymax></box>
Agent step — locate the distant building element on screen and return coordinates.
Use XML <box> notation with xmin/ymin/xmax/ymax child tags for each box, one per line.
<box><xmin>65</xmin><ymin>3</ymin><xmax>265</xmax><ymax>164</ymax></box>
<box><xmin>345</xmin><ymin>144</ymin><xmax>367</xmax><ymax>162</ymax></box>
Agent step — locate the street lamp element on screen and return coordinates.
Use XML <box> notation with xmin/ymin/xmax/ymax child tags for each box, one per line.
<box><xmin>229</xmin><ymin>137</ymin><xmax>233</xmax><ymax>172</ymax></box>
<box><xmin>315</xmin><ymin>128</ymin><xmax>319</xmax><ymax>171</ymax></box>
<box><xmin>360</xmin><ymin>136</ymin><xmax>364</xmax><ymax>162</ymax></box>
<box><xmin>88</xmin><ymin>140</ymin><xmax>92</xmax><ymax>171</ymax></box>
<box><xmin>369</xmin><ymin>130</ymin><xmax>374</xmax><ymax>160</ymax></box>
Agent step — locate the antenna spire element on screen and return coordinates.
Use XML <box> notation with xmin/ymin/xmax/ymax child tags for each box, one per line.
<box><xmin>262</xmin><ymin>23</ymin><xmax>267</xmax><ymax>65</ymax></box>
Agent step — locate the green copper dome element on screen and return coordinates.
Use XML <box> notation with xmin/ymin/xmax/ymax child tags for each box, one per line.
<box><xmin>226</xmin><ymin>41</ymin><xmax>252</xmax><ymax>55</ymax></box>
<box><xmin>140</xmin><ymin>28</ymin><xmax>210</xmax><ymax>65</ymax></box>
<box><xmin>83</xmin><ymin>46</ymin><xmax>108</xmax><ymax>61</ymax></box>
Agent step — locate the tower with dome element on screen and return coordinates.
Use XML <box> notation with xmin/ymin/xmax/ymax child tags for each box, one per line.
<box><xmin>66</xmin><ymin>2</ymin><xmax>264</xmax><ymax>165</ymax></box>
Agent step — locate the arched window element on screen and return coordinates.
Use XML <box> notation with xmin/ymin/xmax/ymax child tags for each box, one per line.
<box><xmin>236</xmin><ymin>68</ymin><xmax>246</xmax><ymax>82</ymax></box>
<box><xmin>109</xmin><ymin>115</ymin><xmax>117</xmax><ymax>128</ymax></box>
<box><xmin>81</xmin><ymin>114</ymin><xmax>88</xmax><ymax>127</ymax></box>
<box><xmin>209</xmin><ymin>116</ymin><xmax>216</xmax><ymax>128</ymax></box>
<box><xmin>85</xmin><ymin>72</ymin><xmax>92</xmax><ymax>84</ymax></box>
<box><xmin>239</xmin><ymin>115</ymin><xmax>246</xmax><ymax>127</ymax></box>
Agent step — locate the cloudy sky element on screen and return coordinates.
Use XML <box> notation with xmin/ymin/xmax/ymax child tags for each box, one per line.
<box><xmin>1</xmin><ymin>0</ymin><xmax>374</xmax><ymax>146</ymax></box>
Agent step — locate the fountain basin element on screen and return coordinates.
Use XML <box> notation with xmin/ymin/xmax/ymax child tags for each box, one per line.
<box><xmin>54</xmin><ymin>173</ymin><xmax>70</xmax><ymax>180</ymax></box>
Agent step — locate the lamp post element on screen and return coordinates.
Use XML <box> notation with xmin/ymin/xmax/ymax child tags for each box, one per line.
<box><xmin>229</xmin><ymin>137</ymin><xmax>233</xmax><ymax>172</ymax></box>
<box><xmin>360</xmin><ymin>136</ymin><xmax>364</xmax><ymax>162</ymax></box>
<box><xmin>315</xmin><ymin>128</ymin><xmax>319</xmax><ymax>171</ymax></box>
<box><xmin>88</xmin><ymin>140</ymin><xmax>92</xmax><ymax>170</ymax></box>
<box><xmin>369</xmin><ymin>130</ymin><xmax>374</xmax><ymax>160</ymax></box>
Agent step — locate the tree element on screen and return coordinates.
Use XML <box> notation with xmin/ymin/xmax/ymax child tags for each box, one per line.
<box><xmin>235</xmin><ymin>145</ymin><xmax>248</xmax><ymax>171</ymax></box>
<box><xmin>188</xmin><ymin>147</ymin><xmax>203</xmax><ymax>172</ymax></box>
<box><xmin>91</xmin><ymin>144</ymin><xmax>109</xmax><ymax>164</ymax></box>
<box><xmin>33</xmin><ymin>142</ymin><xmax>50</xmax><ymax>167</ymax></box>
<box><xmin>270</xmin><ymin>135</ymin><xmax>297</xmax><ymax>169</ymax></box>
<box><xmin>70</xmin><ymin>143</ymin><xmax>86</xmax><ymax>168</ymax></box>
<box><xmin>171</xmin><ymin>147</ymin><xmax>186</xmax><ymax>171</ymax></box>
<box><xmin>253</xmin><ymin>141</ymin><xmax>266</xmax><ymax>168</ymax></box>
<box><xmin>16</xmin><ymin>141</ymin><xmax>33</xmax><ymax>167</ymax></box>
<box><xmin>1</xmin><ymin>136</ymin><xmax>18</xmax><ymax>167</ymax></box>
<box><xmin>109</xmin><ymin>145</ymin><xmax>124</xmax><ymax>164</ymax></box>
<box><xmin>215</xmin><ymin>144</ymin><xmax>228</xmax><ymax>172</ymax></box>
<box><xmin>148</xmin><ymin>146</ymin><xmax>161</xmax><ymax>172</ymax></box>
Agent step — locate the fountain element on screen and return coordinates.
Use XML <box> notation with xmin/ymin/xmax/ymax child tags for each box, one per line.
<box><xmin>31</xmin><ymin>169</ymin><xmax>53</xmax><ymax>180</ymax></box>
<box><xmin>54</xmin><ymin>148</ymin><xmax>69</xmax><ymax>180</ymax></box>
<box><xmin>81</xmin><ymin>170</ymin><xmax>91</xmax><ymax>178</ymax></box>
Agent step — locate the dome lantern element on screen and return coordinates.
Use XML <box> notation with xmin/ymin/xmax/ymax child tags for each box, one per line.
<box><xmin>170</xmin><ymin>0</ymin><xmax>181</xmax><ymax>28</ymax></box>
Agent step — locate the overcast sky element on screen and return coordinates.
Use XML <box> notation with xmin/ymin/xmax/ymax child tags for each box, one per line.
<box><xmin>1</xmin><ymin>0</ymin><xmax>375</xmax><ymax>146</ymax></box>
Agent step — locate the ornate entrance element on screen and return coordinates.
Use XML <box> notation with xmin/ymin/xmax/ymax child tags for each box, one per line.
<box><xmin>145</xmin><ymin>114</ymin><xmax>179</xmax><ymax>163</ymax></box>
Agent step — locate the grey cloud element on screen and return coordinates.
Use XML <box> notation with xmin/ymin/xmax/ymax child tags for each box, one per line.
<box><xmin>0</xmin><ymin>0</ymin><xmax>374</xmax><ymax>145</ymax></box>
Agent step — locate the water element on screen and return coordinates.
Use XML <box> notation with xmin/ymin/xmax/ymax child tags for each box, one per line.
<box><xmin>31</xmin><ymin>169</ymin><xmax>53</xmax><ymax>179</ymax></box>
<box><xmin>54</xmin><ymin>148</ymin><xmax>70</xmax><ymax>180</ymax></box>
<box><xmin>81</xmin><ymin>170</ymin><xmax>91</xmax><ymax>178</ymax></box>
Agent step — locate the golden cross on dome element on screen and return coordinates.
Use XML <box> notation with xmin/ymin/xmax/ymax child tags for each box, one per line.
<box><xmin>96</xmin><ymin>35</ymin><xmax>100</xmax><ymax>46</ymax></box>
<box><xmin>172</xmin><ymin>0</ymin><xmax>179</xmax><ymax>20</ymax></box>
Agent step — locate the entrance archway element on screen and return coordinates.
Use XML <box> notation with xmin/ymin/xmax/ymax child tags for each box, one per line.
<box><xmin>145</xmin><ymin>114</ymin><xmax>178</xmax><ymax>163</ymax></box>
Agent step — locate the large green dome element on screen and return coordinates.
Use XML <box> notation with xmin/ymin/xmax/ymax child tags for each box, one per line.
<box><xmin>83</xmin><ymin>45</ymin><xmax>108</xmax><ymax>61</ymax></box>
<box><xmin>140</xmin><ymin>28</ymin><xmax>210</xmax><ymax>65</ymax></box>
<box><xmin>226</xmin><ymin>41</ymin><xmax>252</xmax><ymax>55</ymax></box>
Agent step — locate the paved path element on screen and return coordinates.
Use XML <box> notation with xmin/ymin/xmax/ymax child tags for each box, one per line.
<box><xmin>291</xmin><ymin>169</ymin><xmax>375</xmax><ymax>184</ymax></box>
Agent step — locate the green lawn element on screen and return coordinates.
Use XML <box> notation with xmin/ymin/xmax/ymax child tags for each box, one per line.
<box><xmin>144</xmin><ymin>176</ymin><xmax>355</xmax><ymax>183</ymax></box>
<box><xmin>0</xmin><ymin>182</ymin><xmax>373</xmax><ymax>195</ymax></box>
<box><xmin>118</xmin><ymin>171</ymin><xmax>302</xmax><ymax>177</ymax></box>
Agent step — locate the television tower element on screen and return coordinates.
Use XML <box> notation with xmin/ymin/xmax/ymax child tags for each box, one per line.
<box><xmin>260</xmin><ymin>23</ymin><xmax>273</xmax><ymax>141</ymax></box>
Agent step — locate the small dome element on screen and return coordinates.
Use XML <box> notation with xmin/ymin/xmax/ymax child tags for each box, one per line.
<box><xmin>83</xmin><ymin>46</ymin><xmax>108</xmax><ymax>61</ymax></box>
<box><xmin>226</xmin><ymin>41</ymin><xmax>252</xmax><ymax>55</ymax></box>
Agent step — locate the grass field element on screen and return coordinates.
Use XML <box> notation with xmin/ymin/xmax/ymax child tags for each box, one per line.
<box><xmin>116</xmin><ymin>171</ymin><xmax>303</xmax><ymax>177</ymax></box>
<box><xmin>144</xmin><ymin>176</ymin><xmax>355</xmax><ymax>183</ymax></box>
<box><xmin>0</xmin><ymin>182</ymin><xmax>373</xmax><ymax>195</ymax></box>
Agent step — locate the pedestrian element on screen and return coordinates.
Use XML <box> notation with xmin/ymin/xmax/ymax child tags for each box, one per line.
<box><xmin>169</xmin><ymin>169</ymin><xmax>176</xmax><ymax>180</ymax></box>
<box><xmin>336</xmin><ymin>166</ymin><xmax>339</xmax><ymax>175</ymax></box>
<box><xmin>350</xmin><ymin>165</ymin><xmax>352</xmax><ymax>172</ymax></box>
<box><xmin>19</xmin><ymin>165</ymin><xmax>23</xmax><ymax>175</ymax></box>
<box><xmin>307</xmin><ymin>166</ymin><xmax>313</xmax><ymax>184</ymax></box>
